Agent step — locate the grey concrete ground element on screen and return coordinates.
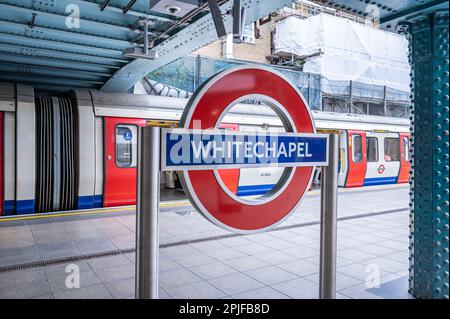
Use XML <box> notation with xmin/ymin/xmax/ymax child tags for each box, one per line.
<box><xmin>0</xmin><ymin>185</ymin><xmax>411</xmax><ymax>299</ymax></box>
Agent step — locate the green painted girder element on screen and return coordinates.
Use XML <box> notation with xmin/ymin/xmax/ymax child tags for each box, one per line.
<box><xmin>316</xmin><ymin>0</ymin><xmax>448</xmax><ymax>31</ymax></box>
<box><xmin>407</xmin><ymin>8</ymin><xmax>449</xmax><ymax>299</ymax></box>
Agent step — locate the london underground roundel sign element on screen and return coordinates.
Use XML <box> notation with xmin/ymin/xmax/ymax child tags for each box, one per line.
<box><xmin>161</xmin><ymin>66</ymin><xmax>328</xmax><ymax>233</ymax></box>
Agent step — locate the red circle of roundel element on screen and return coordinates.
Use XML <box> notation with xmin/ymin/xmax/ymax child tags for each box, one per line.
<box><xmin>179</xmin><ymin>66</ymin><xmax>315</xmax><ymax>233</ymax></box>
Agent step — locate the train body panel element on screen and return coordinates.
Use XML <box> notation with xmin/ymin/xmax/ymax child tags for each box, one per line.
<box><xmin>15</xmin><ymin>85</ymin><xmax>36</xmax><ymax>214</ymax></box>
<box><xmin>76</xmin><ymin>90</ymin><xmax>97</xmax><ymax>209</ymax></box>
<box><xmin>0</xmin><ymin>85</ymin><xmax>411</xmax><ymax>215</ymax></box>
<box><xmin>94</xmin><ymin>117</ymin><xmax>104</xmax><ymax>208</ymax></box>
<box><xmin>363</xmin><ymin>132</ymin><xmax>401</xmax><ymax>186</ymax></box>
<box><xmin>344</xmin><ymin>130</ymin><xmax>367</xmax><ymax>187</ymax></box>
<box><xmin>3</xmin><ymin>112</ymin><xmax>15</xmax><ymax>215</ymax></box>
<box><xmin>103</xmin><ymin>117</ymin><xmax>146</xmax><ymax>207</ymax></box>
<box><xmin>398</xmin><ymin>133</ymin><xmax>411</xmax><ymax>184</ymax></box>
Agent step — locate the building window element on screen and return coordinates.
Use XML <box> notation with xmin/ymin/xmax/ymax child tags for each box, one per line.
<box><xmin>242</xmin><ymin>23</ymin><xmax>255</xmax><ymax>44</ymax></box>
<box><xmin>116</xmin><ymin>125</ymin><xmax>137</xmax><ymax>168</ymax></box>
<box><xmin>367</xmin><ymin>137</ymin><xmax>379</xmax><ymax>162</ymax></box>
<box><xmin>352</xmin><ymin>135</ymin><xmax>363</xmax><ymax>163</ymax></box>
<box><xmin>384</xmin><ymin>138</ymin><xmax>400</xmax><ymax>162</ymax></box>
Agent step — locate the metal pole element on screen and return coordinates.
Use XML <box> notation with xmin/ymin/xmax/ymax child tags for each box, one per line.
<box><xmin>319</xmin><ymin>133</ymin><xmax>339</xmax><ymax>299</ymax></box>
<box><xmin>136</xmin><ymin>126</ymin><xmax>160</xmax><ymax>299</ymax></box>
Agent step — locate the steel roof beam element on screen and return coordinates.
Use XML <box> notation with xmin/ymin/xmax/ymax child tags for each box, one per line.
<box><xmin>379</xmin><ymin>0</ymin><xmax>449</xmax><ymax>29</ymax></box>
<box><xmin>0</xmin><ymin>0</ymin><xmax>171</xmax><ymax>28</ymax></box>
<box><xmin>0</xmin><ymin>43</ymin><xmax>129</xmax><ymax>66</ymax></box>
<box><xmin>32</xmin><ymin>83</ymin><xmax>93</xmax><ymax>92</ymax></box>
<box><xmin>123</xmin><ymin>0</ymin><xmax>139</xmax><ymax>14</ymax></box>
<box><xmin>92</xmin><ymin>0</ymin><xmax>174</xmax><ymax>22</ymax></box>
<box><xmin>0</xmin><ymin>74</ymin><xmax>103</xmax><ymax>88</ymax></box>
<box><xmin>102</xmin><ymin>0</ymin><xmax>296</xmax><ymax>92</ymax></box>
<box><xmin>0</xmin><ymin>32</ymin><xmax>124</xmax><ymax>60</ymax></box>
<box><xmin>0</xmin><ymin>53</ymin><xmax>119</xmax><ymax>74</ymax></box>
<box><xmin>0</xmin><ymin>3</ymin><xmax>143</xmax><ymax>41</ymax></box>
<box><xmin>0</xmin><ymin>62</ymin><xmax>110</xmax><ymax>81</ymax></box>
<box><xmin>100</xmin><ymin>0</ymin><xmax>112</xmax><ymax>11</ymax></box>
<box><xmin>0</xmin><ymin>20</ymin><xmax>132</xmax><ymax>51</ymax></box>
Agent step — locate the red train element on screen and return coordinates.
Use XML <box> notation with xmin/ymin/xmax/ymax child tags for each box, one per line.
<box><xmin>0</xmin><ymin>83</ymin><xmax>410</xmax><ymax>215</ymax></box>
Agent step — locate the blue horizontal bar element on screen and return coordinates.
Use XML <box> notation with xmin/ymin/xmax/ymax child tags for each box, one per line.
<box><xmin>3</xmin><ymin>200</ymin><xmax>16</xmax><ymax>216</ymax></box>
<box><xmin>16</xmin><ymin>200</ymin><xmax>35</xmax><ymax>214</ymax></box>
<box><xmin>237</xmin><ymin>184</ymin><xmax>276</xmax><ymax>197</ymax></box>
<box><xmin>162</xmin><ymin>129</ymin><xmax>328</xmax><ymax>170</ymax></box>
<box><xmin>363</xmin><ymin>177</ymin><xmax>398</xmax><ymax>186</ymax></box>
<box><xmin>77</xmin><ymin>195</ymin><xmax>103</xmax><ymax>209</ymax></box>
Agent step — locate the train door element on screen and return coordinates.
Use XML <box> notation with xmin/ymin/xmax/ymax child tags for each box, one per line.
<box><xmin>364</xmin><ymin>132</ymin><xmax>382</xmax><ymax>186</ymax></box>
<box><xmin>103</xmin><ymin>117</ymin><xmax>146</xmax><ymax>207</ymax></box>
<box><xmin>382</xmin><ymin>133</ymin><xmax>401</xmax><ymax>184</ymax></box>
<box><xmin>364</xmin><ymin>133</ymin><xmax>401</xmax><ymax>186</ymax></box>
<box><xmin>397</xmin><ymin>133</ymin><xmax>411</xmax><ymax>183</ymax></box>
<box><xmin>345</xmin><ymin>130</ymin><xmax>367</xmax><ymax>187</ymax></box>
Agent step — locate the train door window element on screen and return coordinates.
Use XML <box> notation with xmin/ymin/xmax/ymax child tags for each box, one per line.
<box><xmin>403</xmin><ymin>137</ymin><xmax>410</xmax><ymax>161</ymax></box>
<box><xmin>352</xmin><ymin>135</ymin><xmax>363</xmax><ymax>163</ymax></box>
<box><xmin>366</xmin><ymin>137</ymin><xmax>379</xmax><ymax>162</ymax></box>
<box><xmin>116</xmin><ymin>125</ymin><xmax>137</xmax><ymax>168</ymax></box>
<box><xmin>384</xmin><ymin>138</ymin><xmax>400</xmax><ymax>162</ymax></box>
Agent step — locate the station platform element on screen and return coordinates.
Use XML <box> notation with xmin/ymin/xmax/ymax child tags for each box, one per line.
<box><xmin>0</xmin><ymin>184</ymin><xmax>412</xmax><ymax>299</ymax></box>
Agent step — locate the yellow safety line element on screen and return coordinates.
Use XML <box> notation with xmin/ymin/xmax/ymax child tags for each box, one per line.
<box><xmin>0</xmin><ymin>201</ymin><xmax>191</xmax><ymax>222</ymax></box>
<box><xmin>0</xmin><ymin>184</ymin><xmax>407</xmax><ymax>222</ymax></box>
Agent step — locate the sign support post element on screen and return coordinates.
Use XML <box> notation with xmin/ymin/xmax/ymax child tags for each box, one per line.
<box><xmin>134</xmin><ymin>66</ymin><xmax>339</xmax><ymax>300</ymax></box>
<box><xmin>136</xmin><ymin>126</ymin><xmax>160</xmax><ymax>299</ymax></box>
<box><xmin>319</xmin><ymin>133</ymin><xmax>339</xmax><ymax>299</ymax></box>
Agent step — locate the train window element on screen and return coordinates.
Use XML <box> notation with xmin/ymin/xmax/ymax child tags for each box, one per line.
<box><xmin>403</xmin><ymin>137</ymin><xmax>410</xmax><ymax>161</ymax></box>
<box><xmin>352</xmin><ymin>135</ymin><xmax>363</xmax><ymax>163</ymax></box>
<box><xmin>384</xmin><ymin>138</ymin><xmax>400</xmax><ymax>162</ymax></box>
<box><xmin>116</xmin><ymin>125</ymin><xmax>137</xmax><ymax>168</ymax></box>
<box><xmin>366</xmin><ymin>137</ymin><xmax>379</xmax><ymax>162</ymax></box>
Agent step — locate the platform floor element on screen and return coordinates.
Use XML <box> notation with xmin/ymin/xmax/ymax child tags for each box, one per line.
<box><xmin>0</xmin><ymin>185</ymin><xmax>412</xmax><ymax>299</ymax></box>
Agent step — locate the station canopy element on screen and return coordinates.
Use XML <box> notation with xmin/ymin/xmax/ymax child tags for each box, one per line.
<box><xmin>0</xmin><ymin>0</ymin><xmax>447</xmax><ymax>92</ymax></box>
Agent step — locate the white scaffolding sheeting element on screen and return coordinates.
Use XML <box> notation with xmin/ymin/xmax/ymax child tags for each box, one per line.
<box><xmin>274</xmin><ymin>14</ymin><xmax>411</xmax><ymax>94</ymax></box>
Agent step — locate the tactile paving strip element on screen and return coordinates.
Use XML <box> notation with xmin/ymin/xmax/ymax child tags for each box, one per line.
<box><xmin>0</xmin><ymin>207</ymin><xmax>408</xmax><ymax>274</ymax></box>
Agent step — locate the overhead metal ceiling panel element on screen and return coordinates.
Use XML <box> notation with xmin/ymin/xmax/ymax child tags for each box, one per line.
<box><xmin>0</xmin><ymin>0</ymin><xmax>448</xmax><ymax>92</ymax></box>
<box><xmin>0</xmin><ymin>0</ymin><xmax>179</xmax><ymax>91</ymax></box>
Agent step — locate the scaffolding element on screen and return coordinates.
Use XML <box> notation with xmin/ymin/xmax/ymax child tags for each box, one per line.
<box><xmin>143</xmin><ymin>55</ymin><xmax>409</xmax><ymax>118</ymax></box>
